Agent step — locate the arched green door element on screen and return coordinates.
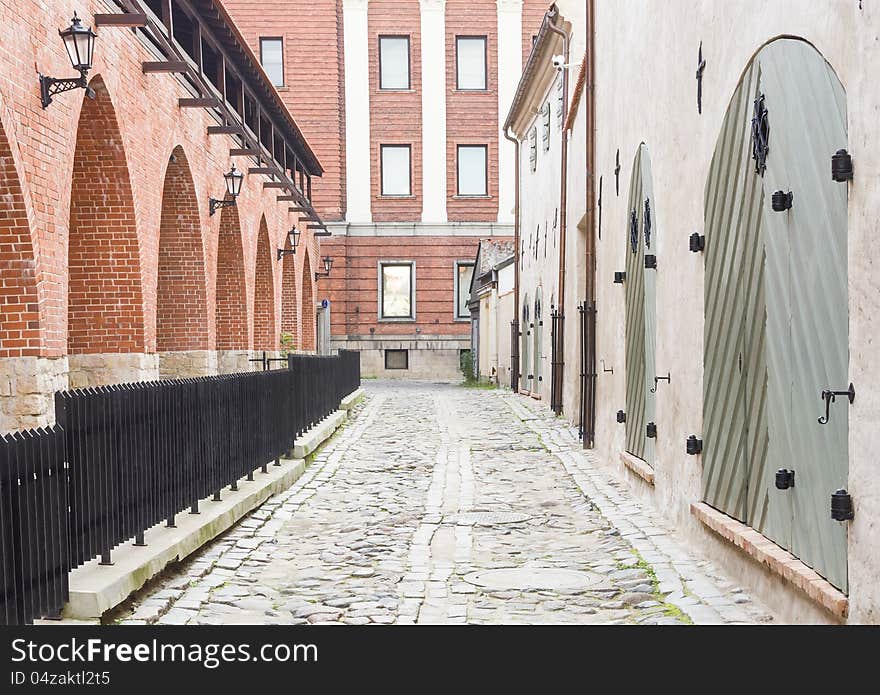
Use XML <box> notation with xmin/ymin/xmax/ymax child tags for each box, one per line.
<box><xmin>703</xmin><ymin>39</ymin><xmax>848</xmax><ymax>590</ymax></box>
<box><xmin>624</xmin><ymin>144</ymin><xmax>657</xmax><ymax>467</ymax></box>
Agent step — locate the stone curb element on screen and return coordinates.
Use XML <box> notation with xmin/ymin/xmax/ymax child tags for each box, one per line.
<box><xmin>293</xmin><ymin>410</ymin><xmax>347</xmax><ymax>458</ymax></box>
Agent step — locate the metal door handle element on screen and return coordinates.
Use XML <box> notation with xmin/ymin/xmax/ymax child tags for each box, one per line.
<box><xmin>818</xmin><ymin>383</ymin><xmax>855</xmax><ymax>425</ymax></box>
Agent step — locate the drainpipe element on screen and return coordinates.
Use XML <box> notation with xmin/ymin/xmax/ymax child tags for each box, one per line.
<box><xmin>585</xmin><ymin>0</ymin><xmax>596</xmax><ymax>305</ymax></box>
<box><xmin>503</xmin><ymin>128</ymin><xmax>520</xmax><ymax>386</ymax></box>
<box><xmin>548</xmin><ymin>10</ymin><xmax>569</xmax><ymax>413</ymax></box>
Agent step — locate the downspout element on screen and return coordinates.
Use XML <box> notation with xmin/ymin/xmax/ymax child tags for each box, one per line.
<box><xmin>503</xmin><ymin>128</ymin><xmax>520</xmax><ymax>387</ymax></box>
<box><xmin>548</xmin><ymin>10</ymin><xmax>569</xmax><ymax>414</ymax></box>
<box><xmin>585</xmin><ymin>0</ymin><xmax>596</xmax><ymax>305</ymax></box>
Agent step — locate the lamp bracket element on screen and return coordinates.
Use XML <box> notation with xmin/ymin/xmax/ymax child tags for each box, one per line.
<box><xmin>209</xmin><ymin>198</ymin><xmax>237</xmax><ymax>216</ymax></box>
<box><xmin>40</xmin><ymin>71</ymin><xmax>93</xmax><ymax>109</ymax></box>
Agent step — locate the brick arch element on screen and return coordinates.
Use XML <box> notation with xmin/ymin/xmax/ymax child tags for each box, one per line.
<box><xmin>215</xmin><ymin>203</ymin><xmax>247</xmax><ymax>349</ymax></box>
<box><xmin>281</xmin><ymin>235</ymin><xmax>298</xmax><ymax>346</ymax></box>
<box><xmin>301</xmin><ymin>250</ymin><xmax>315</xmax><ymax>352</ymax></box>
<box><xmin>252</xmin><ymin>216</ymin><xmax>276</xmax><ymax>350</ymax></box>
<box><xmin>156</xmin><ymin>146</ymin><xmax>208</xmax><ymax>351</ymax></box>
<box><xmin>67</xmin><ymin>75</ymin><xmax>144</xmax><ymax>354</ymax></box>
<box><xmin>0</xmin><ymin>117</ymin><xmax>40</xmax><ymax>357</ymax></box>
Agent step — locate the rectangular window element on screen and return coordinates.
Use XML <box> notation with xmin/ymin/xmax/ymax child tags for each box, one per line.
<box><xmin>385</xmin><ymin>349</ymin><xmax>409</xmax><ymax>370</ymax></box>
<box><xmin>542</xmin><ymin>101</ymin><xmax>551</xmax><ymax>151</ymax></box>
<box><xmin>379</xmin><ymin>36</ymin><xmax>410</xmax><ymax>89</ymax></box>
<box><xmin>528</xmin><ymin>127</ymin><xmax>537</xmax><ymax>172</ymax></box>
<box><xmin>380</xmin><ymin>145</ymin><xmax>412</xmax><ymax>196</ymax></box>
<box><xmin>455</xmin><ymin>261</ymin><xmax>475</xmax><ymax>319</ymax></box>
<box><xmin>259</xmin><ymin>37</ymin><xmax>284</xmax><ymax>87</ymax></box>
<box><xmin>457</xmin><ymin>145</ymin><xmax>488</xmax><ymax>196</ymax></box>
<box><xmin>456</xmin><ymin>36</ymin><xmax>487</xmax><ymax>90</ymax></box>
<box><xmin>380</xmin><ymin>262</ymin><xmax>415</xmax><ymax>319</ymax></box>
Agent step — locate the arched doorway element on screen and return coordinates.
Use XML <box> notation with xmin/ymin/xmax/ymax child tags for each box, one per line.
<box><xmin>281</xmin><ymin>233</ymin><xmax>298</xmax><ymax>352</ymax></box>
<box><xmin>702</xmin><ymin>39</ymin><xmax>849</xmax><ymax>590</ymax></box>
<box><xmin>215</xmin><ymin>203</ymin><xmax>247</xmax><ymax>373</ymax></box>
<box><xmin>624</xmin><ymin>144</ymin><xmax>657</xmax><ymax>467</ymax></box>
<box><xmin>156</xmin><ymin>146</ymin><xmax>209</xmax><ymax>377</ymax></box>
<box><xmin>67</xmin><ymin>76</ymin><xmax>145</xmax><ymax>386</ymax></box>
<box><xmin>301</xmin><ymin>251</ymin><xmax>315</xmax><ymax>352</ymax></box>
<box><xmin>253</xmin><ymin>216</ymin><xmax>276</xmax><ymax>352</ymax></box>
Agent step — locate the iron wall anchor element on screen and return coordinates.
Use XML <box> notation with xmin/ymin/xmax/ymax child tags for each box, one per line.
<box><xmin>651</xmin><ymin>372</ymin><xmax>670</xmax><ymax>393</ymax></box>
<box><xmin>818</xmin><ymin>382</ymin><xmax>855</xmax><ymax>424</ymax></box>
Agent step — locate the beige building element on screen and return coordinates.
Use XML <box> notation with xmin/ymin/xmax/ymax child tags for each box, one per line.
<box><xmin>499</xmin><ymin>0</ymin><xmax>880</xmax><ymax>623</ymax></box>
<box><xmin>468</xmin><ymin>240</ymin><xmax>515</xmax><ymax>384</ymax></box>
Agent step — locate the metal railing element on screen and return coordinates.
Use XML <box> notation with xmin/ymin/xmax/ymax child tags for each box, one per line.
<box><xmin>0</xmin><ymin>351</ymin><xmax>360</xmax><ymax>625</ymax></box>
<box><xmin>510</xmin><ymin>319</ymin><xmax>520</xmax><ymax>392</ymax></box>
<box><xmin>578</xmin><ymin>301</ymin><xmax>597</xmax><ymax>448</ymax></box>
<box><xmin>550</xmin><ymin>310</ymin><xmax>564</xmax><ymax>415</ymax></box>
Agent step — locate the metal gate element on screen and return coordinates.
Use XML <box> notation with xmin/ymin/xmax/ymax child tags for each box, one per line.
<box><xmin>702</xmin><ymin>39</ymin><xmax>849</xmax><ymax>591</ymax></box>
<box><xmin>624</xmin><ymin>144</ymin><xmax>657</xmax><ymax>466</ymax></box>
<box><xmin>510</xmin><ymin>319</ymin><xmax>520</xmax><ymax>392</ymax></box>
<box><xmin>578</xmin><ymin>300</ymin><xmax>596</xmax><ymax>448</ymax></box>
<box><xmin>550</xmin><ymin>309</ymin><xmax>564</xmax><ymax>414</ymax></box>
<box><xmin>521</xmin><ymin>295</ymin><xmax>530</xmax><ymax>392</ymax></box>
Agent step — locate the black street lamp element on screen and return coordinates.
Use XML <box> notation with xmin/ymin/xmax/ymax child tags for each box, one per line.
<box><xmin>315</xmin><ymin>256</ymin><xmax>333</xmax><ymax>280</ymax></box>
<box><xmin>40</xmin><ymin>13</ymin><xmax>98</xmax><ymax>108</ymax></box>
<box><xmin>209</xmin><ymin>165</ymin><xmax>244</xmax><ymax>216</ymax></box>
<box><xmin>276</xmin><ymin>226</ymin><xmax>302</xmax><ymax>261</ymax></box>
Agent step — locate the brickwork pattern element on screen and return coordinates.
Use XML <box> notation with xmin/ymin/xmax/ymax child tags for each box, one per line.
<box><xmin>253</xmin><ymin>217</ymin><xmax>276</xmax><ymax>351</ymax></box>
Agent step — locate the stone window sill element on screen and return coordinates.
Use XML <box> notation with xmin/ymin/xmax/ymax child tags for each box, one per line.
<box><xmin>620</xmin><ymin>450</ymin><xmax>655</xmax><ymax>486</ymax></box>
<box><xmin>691</xmin><ymin>501</ymin><xmax>848</xmax><ymax>619</ymax></box>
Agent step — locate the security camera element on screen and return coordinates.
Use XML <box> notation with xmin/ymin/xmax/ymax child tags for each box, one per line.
<box><xmin>552</xmin><ymin>54</ymin><xmax>566</xmax><ymax>70</ymax></box>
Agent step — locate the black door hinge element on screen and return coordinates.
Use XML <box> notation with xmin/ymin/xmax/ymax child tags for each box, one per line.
<box><xmin>615</xmin><ymin>149</ymin><xmax>621</xmax><ymax>196</ymax></box>
<box><xmin>689</xmin><ymin>232</ymin><xmax>705</xmax><ymax>252</ymax></box>
<box><xmin>646</xmin><ymin>422</ymin><xmax>657</xmax><ymax>438</ymax></box>
<box><xmin>644</xmin><ymin>254</ymin><xmax>657</xmax><ymax>269</ymax></box>
<box><xmin>696</xmin><ymin>41</ymin><xmax>706</xmax><ymax>114</ymax></box>
<box><xmin>831</xmin><ymin>489</ymin><xmax>854</xmax><ymax>521</ymax></box>
<box><xmin>616</xmin><ymin>410</ymin><xmax>626</xmax><ymax>423</ymax></box>
<box><xmin>686</xmin><ymin>435</ymin><xmax>702</xmax><ymax>455</ymax></box>
<box><xmin>775</xmin><ymin>468</ymin><xmax>795</xmax><ymax>490</ymax></box>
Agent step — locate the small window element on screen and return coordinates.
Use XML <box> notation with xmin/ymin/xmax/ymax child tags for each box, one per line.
<box><xmin>380</xmin><ymin>262</ymin><xmax>415</xmax><ymax>319</ymax></box>
<box><xmin>379</xmin><ymin>36</ymin><xmax>410</xmax><ymax>89</ymax></box>
<box><xmin>457</xmin><ymin>145</ymin><xmax>488</xmax><ymax>196</ymax></box>
<box><xmin>542</xmin><ymin>102</ymin><xmax>551</xmax><ymax>151</ymax></box>
<box><xmin>528</xmin><ymin>127</ymin><xmax>537</xmax><ymax>172</ymax></box>
<box><xmin>456</xmin><ymin>36</ymin><xmax>487</xmax><ymax>90</ymax></box>
<box><xmin>385</xmin><ymin>349</ymin><xmax>409</xmax><ymax>370</ymax></box>
<box><xmin>455</xmin><ymin>261</ymin><xmax>475</xmax><ymax>319</ymax></box>
<box><xmin>380</xmin><ymin>145</ymin><xmax>412</xmax><ymax>196</ymax></box>
<box><xmin>260</xmin><ymin>38</ymin><xmax>284</xmax><ymax>87</ymax></box>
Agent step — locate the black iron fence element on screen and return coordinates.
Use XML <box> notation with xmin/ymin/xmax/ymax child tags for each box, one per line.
<box><xmin>578</xmin><ymin>301</ymin><xmax>597</xmax><ymax>448</ymax></box>
<box><xmin>550</xmin><ymin>310</ymin><xmax>564</xmax><ymax>415</ymax></box>
<box><xmin>0</xmin><ymin>350</ymin><xmax>360</xmax><ymax>625</ymax></box>
<box><xmin>510</xmin><ymin>319</ymin><xmax>520</xmax><ymax>392</ymax></box>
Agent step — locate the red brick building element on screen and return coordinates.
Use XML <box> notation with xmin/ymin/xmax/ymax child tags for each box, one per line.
<box><xmin>227</xmin><ymin>0</ymin><xmax>548</xmax><ymax>377</ymax></box>
<box><xmin>0</xmin><ymin>1</ymin><xmax>327</xmax><ymax>430</ymax></box>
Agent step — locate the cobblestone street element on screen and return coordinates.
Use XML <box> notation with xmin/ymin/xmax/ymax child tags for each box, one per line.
<box><xmin>117</xmin><ymin>382</ymin><xmax>775</xmax><ymax>626</ymax></box>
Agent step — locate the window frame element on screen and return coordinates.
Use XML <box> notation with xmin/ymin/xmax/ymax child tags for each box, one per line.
<box><xmin>456</xmin><ymin>144</ymin><xmax>489</xmax><ymax>197</ymax></box>
<box><xmin>259</xmin><ymin>36</ymin><xmax>285</xmax><ymax>88</ymax></box>
<box><xmin>384</xmin><ymin>349</ymin><xmax>409</xmax><ymax>370</ymax></box>
<box><xmin>378</xmin><ymin>260</ymin><xmax>416</xmax><ymax>321</ymax></box>
<box><xmin>378</xmin><ymin>35</ymin><xmax>411</xmax><ymax>90</ymax></box>
<box><xmin>454</xmin><ymin>260</ymin><xmax>476</xmax><ymax>321</ymax></box>
<box><xmin>379</xmin><ymin>144</ymin><xmax>413</xmax><ymax>197</ymax></box>
<box><xmin>455</xmin><ymin>35</ymin><xmax>488</xmax><ymax>91</ymax></box>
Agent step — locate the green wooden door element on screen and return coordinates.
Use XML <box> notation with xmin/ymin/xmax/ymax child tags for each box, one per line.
<box><xmin>624</xmin><ymin>144</ymin><xmax>656</xmax><ymax>466</ymax></box>
<box><xmin>521</xmin><ymin>295</ymin><xmax>530</xmax><ymax>391</ymax></box>
<box><xmin>703</xmin><ymin>39</ymin><xmax>848</xmax><ymax>590</ymax></box>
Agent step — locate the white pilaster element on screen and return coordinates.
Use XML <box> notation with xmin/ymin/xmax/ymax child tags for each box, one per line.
<box><xmin>420</xmin><ymin>0</ymin><xmax>448</xmax><ymax>223</ymax></box>
<box><xmin>496</xmin><ymin>0</ymin><xmax>523</xmax><ymax>224</ymax></box>
<box><xmin>343</xmin><ymin>0</ymin><xmax>372</xmax><ymax>223</ymax></box>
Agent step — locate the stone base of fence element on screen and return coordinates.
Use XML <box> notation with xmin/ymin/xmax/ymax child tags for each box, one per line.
<box><xmin>339</xmin><ymin>387</ymin><xmax>365</xmax><ymax>411</ymax></box>
<box><xmin>58</xmin><ymin>403</ymin><xmax>355</xmax><ymax>622</ymax></box>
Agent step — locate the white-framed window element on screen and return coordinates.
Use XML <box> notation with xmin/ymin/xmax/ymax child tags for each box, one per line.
<box><xmin>456</xmin><ymin>36</ymin><xmax>487</xmax><ymax>90</ymax></box>
<box><xmin>259</xmin><ymin>37</ymin><xmax>284</xmax><ymax>87</ymax></box>
<box><xmin>379</xmin><ymin>261</ymin><xmax>415</xmax><ymax>320</ymax></box>
<box><xmin>379</xmin><ymin>35</ymin><xmax>410</xmax><ymax>90</ymax></box>
<box><xmin>455</xmin><ymin>261</ymin><xmax>475</xmax><ymax>319</ymax></box>
<box><xmin>380</xmin><ymin>145</ymin><xmax>412</xmax><ymax>196</ymax></box>
<box><xmin>456</xmin><ymin>145</ymin><xmax>488</xmax><ymax>196</ymax></box>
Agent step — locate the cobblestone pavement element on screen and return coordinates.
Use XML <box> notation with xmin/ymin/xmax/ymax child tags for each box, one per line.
<box><xmin>116</xmin><ymin>381</ymin><xmax>775</xmax><ymax>625</ymax></box>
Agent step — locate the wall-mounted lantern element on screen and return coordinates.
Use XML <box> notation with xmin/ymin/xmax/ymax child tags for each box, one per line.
<box><xmin>314</xmin><ymin>256</ymin><xmax>333</xmax><ymax>281</ymax></box>
<box><xmin>209</xmin><ymin>165</ymin><xmax>244</xmax><ymax>216</ymax></box>
<box><xmin>40</xmin><ymin>13</ymin><xmax>98</xmax><ymax>108</ymax></box>
<box><xmin>276</xmin><ymin>227</ymin><xmax>302</xmax><ymax>261</ymax></box>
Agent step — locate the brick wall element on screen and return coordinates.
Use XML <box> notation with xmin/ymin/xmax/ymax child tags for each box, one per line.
<box><xmin>368</xmin><ymin>0</ymin><xmax>423</xmax><ymax>221</ymax></box>
<box><xmin>253</xmin><ymin>216</ymin><xmax>276</xmax><ymax>351</ymax></box>
<box><xmin>522</xmin><ymin>0</ymin><xmax>549</xmax><ymax>64</ymax></box>
<box><xmin>323</xmin><ymin>235</ymin><xmax>485</xmax><ymax>337</ymax></box>
<box><xmin>223</xmin><ymin>0</ymin><xmax>346</xmax><ymax>222</ymax></box>
<box><xmin>0</xmin><ymin>0</ymin><xmax>322</xmax><ymax>365</ymax></box>
<box><xmin>445</xmin><ymin>0</ymin><xmax>499</xmax><ymax>222</ymax></box>
<box><xmin>157</xmin><ymin>146</ymin><xmax>209</xmax><ymax>352</ymax></box>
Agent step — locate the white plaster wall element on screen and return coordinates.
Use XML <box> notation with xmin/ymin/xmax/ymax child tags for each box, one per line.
<box><xmin>591</xmin><ymin>0</ymin><xmax>880</xmax><ymax>623</ymax></box>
